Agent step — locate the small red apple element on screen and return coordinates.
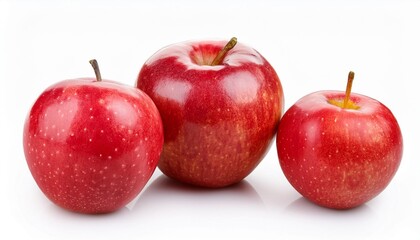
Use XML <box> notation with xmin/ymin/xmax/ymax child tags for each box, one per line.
<box><xmin>276</xmin><ymin>71</ymin><xmax>403</xmax><ymax>209</ymax></box>
<box><xmin>23</xmin><ymin>60</ymin><xmax>164</xmax><ymax>213</ymax></box>
<box><xmin>137</xmin><ymin>38</ymin><xmax>284</xmax><ymax>187</ymax></box>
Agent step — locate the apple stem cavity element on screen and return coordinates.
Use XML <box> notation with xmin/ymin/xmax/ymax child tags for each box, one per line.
<box><xmin>211</xmin><ymin>37</ymin><xmax>238</xmax><ymax>66</ymax></box>
<box><xmin>343</xmin><ymin>71</ymin><xmax>355</xmax><ymax>108</ymax></box>
<box><xmin>327</xmin><ymin>71</ymin><xmax>360</xmax><ymax>110</ymax></box>
<box><xmin>89</xmin><ymin>59</ymin><xmax>102</xmax><ymax>82</ymax></box>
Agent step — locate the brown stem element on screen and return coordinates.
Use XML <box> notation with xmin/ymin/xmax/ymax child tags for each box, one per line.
<box><xmin>343</xmin><ymin>71</ymin><xmax>355</xmax><ymax>108</ymax></box>
<box><xmin>89</xmin><ymin>59</ymin><xmax>102</xmax><ymax>82</ymax></box>
<box><xmin>211</xmin><ymin>37</ymin><xmax>237</xmax><ymax>66</ymax></box>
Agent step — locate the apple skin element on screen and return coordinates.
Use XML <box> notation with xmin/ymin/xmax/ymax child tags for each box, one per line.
<box><xmin>23</xmin><ymin>78</ymin><xmax>164</xmax><ymax>213</ymax></box>
<box><xmin>136</xmin><ymin>40</ymin><xmax>284</xmax><ymax>187</ymax></box>
<box><xmin>276</xmin><ymin>91</ymin><xmax>403</xmax><ymax>209</ymax></box>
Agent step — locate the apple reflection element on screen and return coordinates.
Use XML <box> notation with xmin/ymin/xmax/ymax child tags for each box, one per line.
<box><xmin>221</xmin><ymin>71</ymin><xmax>260</xmax><ymax>104</ymax></box>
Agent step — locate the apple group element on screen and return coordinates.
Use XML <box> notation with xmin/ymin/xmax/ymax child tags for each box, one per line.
<box><xmin>23</xmin><ymin>38</ymin><xmax>403</xmax><ymax>213</ymax></box>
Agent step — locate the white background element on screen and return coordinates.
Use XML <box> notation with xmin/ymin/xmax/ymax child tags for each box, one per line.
<box><xmin>1</xmin><ymin>0</ymin><xmax>419</xmax><ymax>239</ymax></box>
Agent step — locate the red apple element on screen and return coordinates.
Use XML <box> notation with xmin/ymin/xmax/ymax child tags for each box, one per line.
<box><xmin>136</xmin><ymin>38</ymin><xmax>284</xmax><ymax>187</ymax></box>
<box><xmin>23</xmin><ymin>60</ymin><xmax>164</xmax><ymax>213</ymax></box>
<box><xmin>276</xmin><ymin>72</ymin><xmax>403</xmax><ymax>209</ymax></box>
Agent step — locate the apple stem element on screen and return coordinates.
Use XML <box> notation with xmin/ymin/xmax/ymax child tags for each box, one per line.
<box><xmin>89</xmin><ymin>59</ymin><xmax>102</xmax><ymax>82</ymax></box>
<box><xmin>343</xmin><ymin>71</ymin><xmax>355</xmax><ymax>108</ymax></box>
<box><xmin>211</xmin><ymin>37</ymin><xmax>238</xmax><ymax>66</ymax></box>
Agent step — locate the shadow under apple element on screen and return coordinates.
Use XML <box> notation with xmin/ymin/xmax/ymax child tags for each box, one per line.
<box><xmin>281</xmin><ymin>197</ymin><xmax>382</xmax><ymax>237</ymax></box>
<box><xmin>130</xmin><ymin>174</ymin><xmax>265</xmax><ymax>213</ymax></box>
<box><xmin>123</xmin><ymin>174</ymin><xmax>267</xmax><ymax>228</ymax></box>
<box><xmin>285</xmin><ymin>196</ymin><xmax>374</xmax><ymax>215</ymax></box>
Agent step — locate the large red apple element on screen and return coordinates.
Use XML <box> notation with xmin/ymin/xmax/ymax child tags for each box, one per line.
<box><xmin>136</xmin><ymin>38</ymin><xmax>284</xmax><ymax>187</ymax></box>
<box><xmin>23</xmin><ymin>60</ymin><xmax>164</xmax><ymax>213</ymax></box>
<box><xmin>276</xmin><ymin>72</ymin><xmax>403</xmax><ymax>209</ymax></box>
